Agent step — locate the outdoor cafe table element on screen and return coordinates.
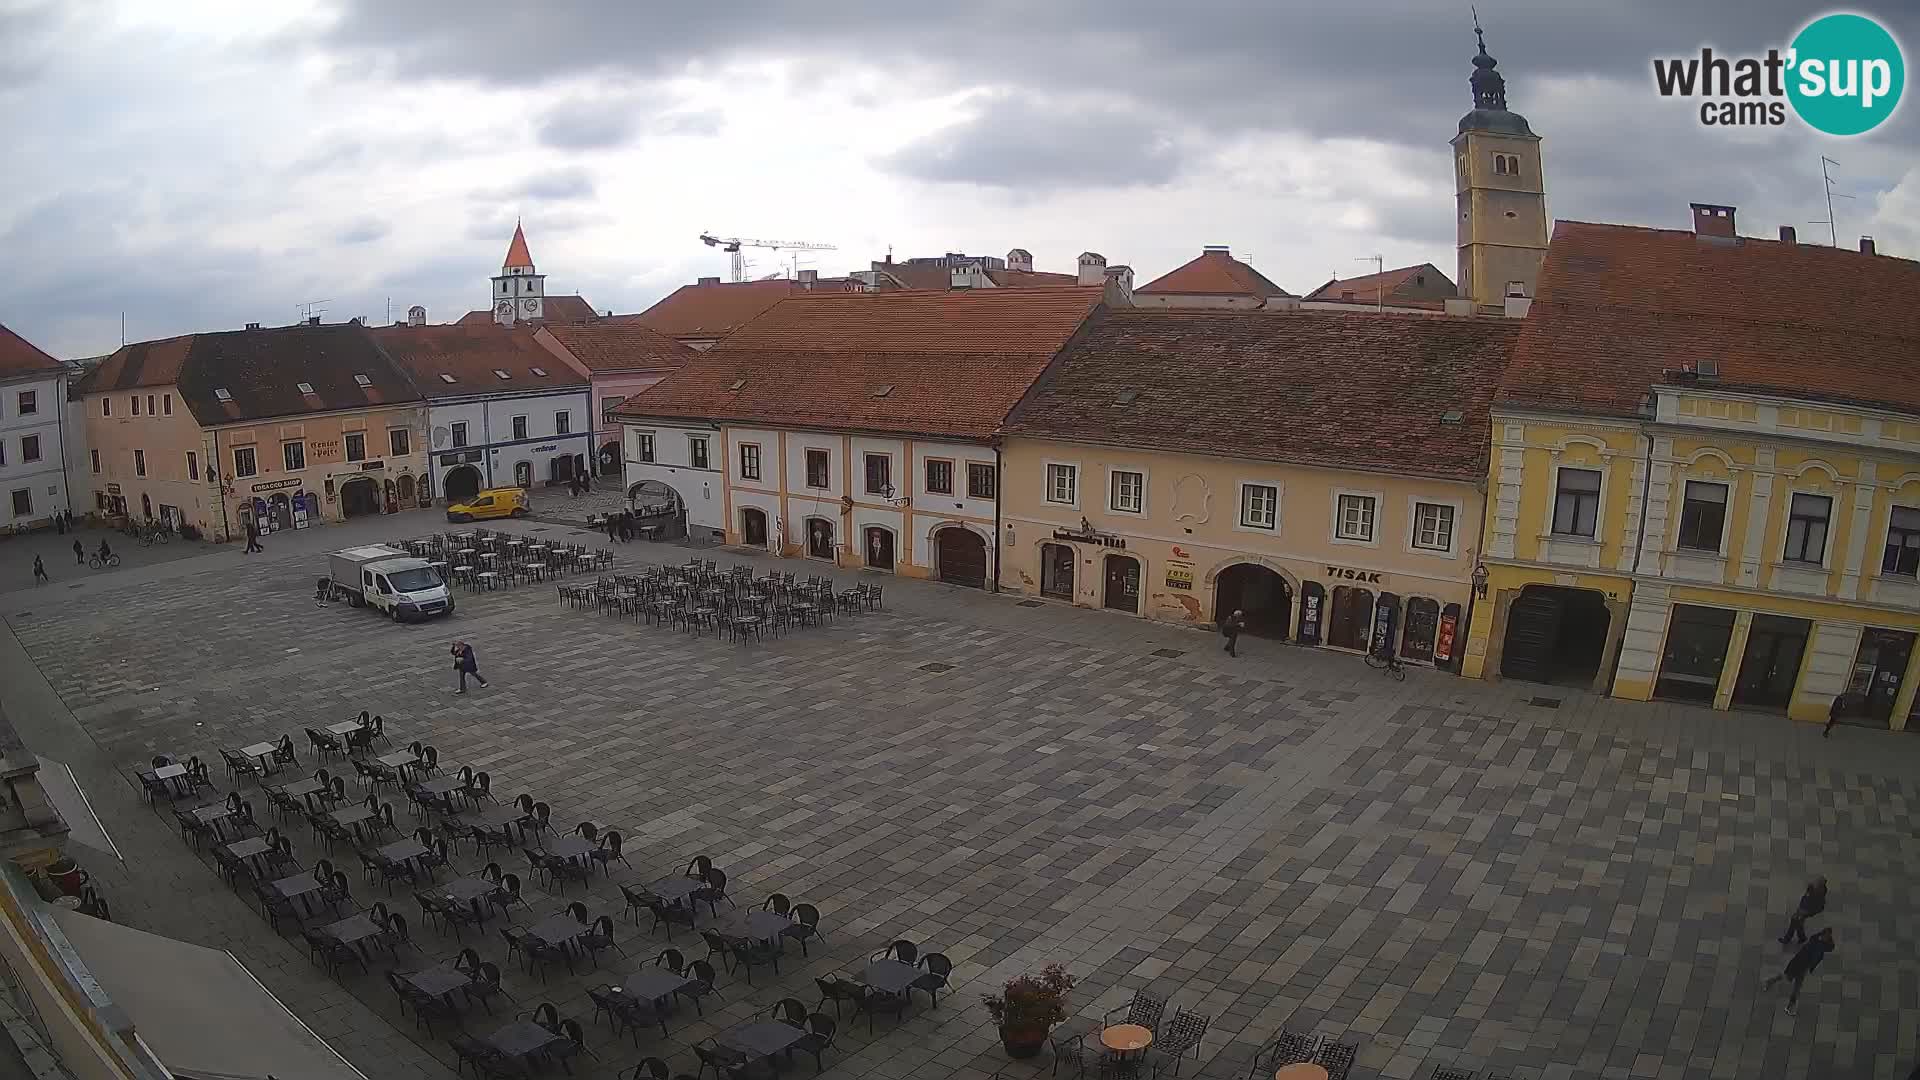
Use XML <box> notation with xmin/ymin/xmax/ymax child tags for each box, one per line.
<box><xmin>863</xmin><ymin>959</ymin><xmax>920</xmax><ymax>995</ymax></box>
<box><xmin>524</xmin><ymin>913</ymin><xmax>587</xmax><ymax>951</ymax></box>
<box><xmin>269</xmin><ymin>871</ymin><xmax>327</xmax><ymax>914</ymax></box>
<box><xmin>723</xmin><ymin>1021</ymin><xmax>807</xmax><ymax>1060</ymax></box>
<box><xmin>325</xmin><ymin>720</ymin><xmax>367</xmax><ymax>737</ymax></box>
<box><xmin>486</xmin><ymin>1020</ymin><xmax>564</xmax><ymax>1062</ymax></box>
<box><xmin>318</xmin><ymin>912</ymin><xmax>385</xmax><ymax>960</ymax></box>
<box><xmin>403</xmin><ymin>965</ymin><xmax>472</xmax><ymax>1003</ymax></box>
<box><xmin>618</xmin><ymin>968</ymin><xmax>695</xmax><ymax>1003</ymax></box>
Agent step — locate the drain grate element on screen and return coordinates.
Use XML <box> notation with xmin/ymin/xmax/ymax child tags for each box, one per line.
<box><xmin>1016</xmin><ymin>600</ymin><xmax>1043</xmax><ymax>608</ymax></box>
<box><xmin>919</xmin><ymin>662</ymin><xmax>955</xmax><ymax>673</ymax></box>
<box><xmin>1151</xmin><ymin>648</ymin><xmax>1183</xmax><ymax>659</ymax></box>
<box><xmin>1528</xmin><ymin>696</ymin><xmax>1563</xmax><ymax>709</ymax></box>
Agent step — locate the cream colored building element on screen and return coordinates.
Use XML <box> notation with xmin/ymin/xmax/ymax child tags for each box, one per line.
<box><xmin>1001</xmin><ymin>308</ymin><xmax>1518</xmax><ymax>664</ymax></box>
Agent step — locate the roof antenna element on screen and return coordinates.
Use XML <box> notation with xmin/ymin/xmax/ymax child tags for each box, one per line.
<box><xmin>1810</xmin><ymin>156</ymin><xmax>1852</xmax><ymax>247</ymax></box>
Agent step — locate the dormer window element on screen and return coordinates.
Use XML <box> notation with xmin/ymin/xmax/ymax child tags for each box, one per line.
<box><xmin>214</xmin><ymin>388</ymin><xmax>232</xmax><ymax>402</ymax></box>
<box><xmin>438</xmin><ymin>374</ymin><xmax>456</xmax><ymax>384</ymax></box>
<box><xmin>353</xmin><ymin>373</ymin><xmax>372</xmax><ymax>387</ymax></box>
<box><xmin>493</xmin><ymin>369</ymin><xmax>511</xmax><ymax>380</ymax></box>
<box><xmin>296</xmin><ymin>382</ymin><xmax>315</xmax><ymax>395</ymax></box>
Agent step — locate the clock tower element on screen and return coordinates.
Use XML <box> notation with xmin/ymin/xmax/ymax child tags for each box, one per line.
<box><xmin>1451</xmin><ymin>22</ymin><xmax>1549</xmax><ymax>314</ymax></box>
<box><xmin>490</xmin><ymin>221</ymin><xmax>545</xmax><ymax>326</ymax></box>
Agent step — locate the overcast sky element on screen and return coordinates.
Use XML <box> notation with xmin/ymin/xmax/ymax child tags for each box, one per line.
<box><xmin>3</xmin><ymin>0</ymin><xmax>1915</xmax><ymax>358</ymax></box>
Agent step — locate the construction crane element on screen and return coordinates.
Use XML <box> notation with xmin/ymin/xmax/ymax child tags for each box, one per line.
<box><xmin>698</xmin><ymin>233</ymin><xmax>838</xmax><ymax>283</ymax></box>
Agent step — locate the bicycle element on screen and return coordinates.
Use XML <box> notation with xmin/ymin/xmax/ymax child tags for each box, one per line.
<box><xmin>88</xmin><ymin>553</ymin><xmax>122</xmax><ymax>570</ymax></box>
<box><xmin>1363</xmin><ymin>644</ymin><xmax>1406</xmax><ymax>681</ymax></box>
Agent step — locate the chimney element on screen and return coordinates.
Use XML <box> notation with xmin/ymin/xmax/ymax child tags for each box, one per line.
<box><xmin>1861</xmin><ymin>235</ymin><xmax>1877</xmax><ymax>256</ymax></box>
<box><xmin>1076</xmin><ymin>251</ymin><xmax>1107</xmax><ymax>286</ymax></box>
<box><xmin>1006</xmin><ymin>248</ymin><xmax>1033</xmax><ymax>273</ymax></box>
<box><xmin>797</xmin><ymin>269</ymin><xmax>817</xmax><ymax>285</ymax></box>
<box><xmin>1690</xmin><ymin>202</ymin><xmax>1738</xmax><ymax>238</ymax></box>
<box><xmin>1779</xmin><ymin>225</ymin><xmax>1797</xmax><ymax>245</ymax></box>
<box><xmin>697</xmin><ymin>276</ymin><xmax>721</xmax><ymax>286</ymax></box>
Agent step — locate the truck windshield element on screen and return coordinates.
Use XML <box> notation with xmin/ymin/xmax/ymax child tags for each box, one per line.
<box><xmin>388</xmin><ymin>567</ymin><xmax>442</xmax><ymax>592</ymax></box>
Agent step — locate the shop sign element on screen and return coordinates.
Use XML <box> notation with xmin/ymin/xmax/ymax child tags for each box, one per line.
<box><xmin>1435</xmin><ymin>611</ymin><xmax>1458</xmax><ymax>663</ymax></box>
<box><xmin>106</xmin><ymin>483</ymin><xmax>122</xmax><ymax>495</ymax></box>
<box><xmin>1053</xmin><ymin>519</ymin><xmax>1128</xmax><ymax>549</ymax></box>
<box><xmin>1326</xmin><ymin>565</ymin><xmax>1383</xmax><ymax>584</ymax></box>
<box><xmin>251</xmin><ymin>478</ymin><xmax>302</xmax><ymax>493</ymax></box>
<box><xmin>1165</xmin><ymin>563</ymin><xmax>1194</xmax><ymax>591</ymax></box>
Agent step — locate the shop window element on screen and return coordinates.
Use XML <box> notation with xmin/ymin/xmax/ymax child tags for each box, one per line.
<box><xmin>1784</xmin><ymin>493</ymin><xmax>1832</xmax><ymax>564</ymax></box>
<box><xmin>966</xmin><ymin>462</ymin><xmax>996</xmax><ymax>499</ymax></box>
<box><xmin>1677</xmin><ymin>481</ymin><xmax>1728</xmax><ymax>552</ymax></box>
<box><xmin>739</xmin><ymin>443</ymin><xmax>761</xmax><ymax>481</ymax></box>
<box><xmin>1883</xmin><ymin>506</ymin><xmax>1920</xmax><ymax>577</ymax></box>
<box><xmin>925</xmin><ymin>459</ymin><xmax>953</xmax><ymax>495</ymax></box>
<box><xmin>1552</xmin><ymin>468</ymin><xmax>1602</xmax><ymax>537</ymax></box>
<box><xmin>1654</xmin><ymin>605</ymin><xmax>1736</xmax><ymax>703</ymax></box>
<box><xmin>805</xmin><ymin>448</ymin><xmax>830</xmax><ymax>488</ymax></box>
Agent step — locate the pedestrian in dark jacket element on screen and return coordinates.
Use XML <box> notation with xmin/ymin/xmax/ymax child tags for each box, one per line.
<box><xmin>1221</xmin><ymin>609</ymin><xmax>1246</xmax><ymax>657</ymax></box>
<box><xmin>72</xmin><ymin>539</ymin><xmax>84</xmax><ymax>565</ymax></box>
<box><xmin>1762</xmin><ymin>927</ymin><xmax>1834</xmax><ymax>1015</ymax></box>
<box><xmin>450</xmin><ymin>640</ymin><xmax>488</xmax><ymax>693</ymax></box>
<box><xmin>1779</xmin><ymin>876</ymin><xmax>1828</xmax><ymax>946</ymax></box>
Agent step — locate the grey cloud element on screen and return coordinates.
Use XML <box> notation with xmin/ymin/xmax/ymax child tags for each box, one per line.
<box><xmin>882</xmin><ymin>93</ymin><xmax>1181</xmax><ymax>190</ymax></box>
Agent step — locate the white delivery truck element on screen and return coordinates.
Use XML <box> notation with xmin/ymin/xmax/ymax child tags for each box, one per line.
<box><xmin>326</xmin><ymin>545</ymin><xmax>455</xmax><ymax>622</ymax></box>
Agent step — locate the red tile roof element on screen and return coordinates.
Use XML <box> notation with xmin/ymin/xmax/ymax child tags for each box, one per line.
<box><xmin>372</xmin><ymin>323</ymin><xmax>585</xmax><ymax>398</ymax></box>
<box><xmin>543</xmin><ymin>320</ymin><xmax>698</xmax><ymax>373</ymax></box>
<box><xmin>633</xmin><ymin>279</ymin><xmax>803</xmax><ymax>341</ymax></box>
<box><xmin>503</xmin><ymin>222</ymin><xmax>534</xmax><ymax>269</ymax></box>
<box><xmin>0</xmin><ymin>322</ymin><xmax>66</xmax><ymax>379</ymax></box>
<box><xmin>1305</xmin><ymin>263</ymin><xmax>1454</xmax><ymax>304</ymax></box>
<box><xmin>616</xmin><ymin>286</ymin><xmax>1106</xmax><ymax>440</ymax></box>
<box><xmin>455</xmin><ymin>294</ymin><xmax>600</xmax><ymax>326</ymax></box>
<box><xmin>1137</xmin><ymin>249</ymin><xmax>1293</xmax><ymax>298</ymax></box>
<box><xmin>1005</xmin><ymin>309</ymin><xmax>1519</xmax><ymax>482</ymax></box>
<box><xmin>1500</xmin><ymin>221</ymin><xmax>1920</xmax><ymax>418</ymax></box>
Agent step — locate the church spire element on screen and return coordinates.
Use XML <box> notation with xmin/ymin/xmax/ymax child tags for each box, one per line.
<box><xmin>1469</xmin><ymin>10</ymin><xmax>1509</xmax><ymax>111</ymax></box>
<box><xmin>503</xmin><ymin>220</ymin><xmax>534</xmax><ymax>271</ymax></box>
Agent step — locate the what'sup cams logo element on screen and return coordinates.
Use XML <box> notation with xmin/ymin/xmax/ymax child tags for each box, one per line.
<box><xmin>1653</xmin><ymin>12</ymin><xmax>1905</xmax><ymax>135</ymax></box>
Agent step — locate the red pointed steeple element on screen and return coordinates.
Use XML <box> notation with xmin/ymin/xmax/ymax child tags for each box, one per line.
<box><xmin>503</xmin><ymin>220</ymin><xmax>534</xmax><ymax>270</ymax></box>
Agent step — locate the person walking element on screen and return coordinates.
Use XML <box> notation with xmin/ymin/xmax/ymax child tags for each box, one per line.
<box><xmin>72</xmin><ymin>538</ymin><xmax>85</xmax><ymax>566</ymax></box>
<box><xmin>451</xmin><ymin>640</ymin><xmax>489</xmax><ymax>694</ymax></box>
<box><xmin>1779</xmin><ymin>876</ymin><xmax>1828</xmax><ymax>947</ymax></box>
<box><xmin>32</xmin><ymin>555</ymin><xmax>48</xmax><ymax>585</ymax></box>
<box><xmin>244</xmin><ymin>520</ymin><xmax>264</xmax><ymax>554</ymax></box>
<box><xmin>1221</xmin><ymin>609</ymin><xmax>1246</xmax><ymax>658</ymax></box>
<box><xmin>1761</xmin><ymin>927</ymin><xmax>1834</xmax><ymax>1016</ymax></box>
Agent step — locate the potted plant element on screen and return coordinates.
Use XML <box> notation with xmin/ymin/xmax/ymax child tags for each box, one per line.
<box><xmin>983</xmin><ymin>964</ymin><xmax>1076</xmax><ymax>1058</ymax></box>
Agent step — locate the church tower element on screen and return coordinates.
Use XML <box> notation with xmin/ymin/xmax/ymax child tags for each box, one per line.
<box><xmin>490</xmin><ymin>222</ymin><xmax>545</xmax><ymax>326</ymax></box>
<box><xmin>1451</xmin><ymin>23</ymin><xmax>1549</xmax><ymax>314</ymax></box>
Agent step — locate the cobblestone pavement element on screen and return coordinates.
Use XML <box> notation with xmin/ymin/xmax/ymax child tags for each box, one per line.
<box><xmin>3</xmin><ymin>515</ymin><xmax>1919</xmax><ymax>1080</ymax></box>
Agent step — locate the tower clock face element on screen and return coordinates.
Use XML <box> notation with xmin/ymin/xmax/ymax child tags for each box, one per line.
<box><xmin>521</xmin><ymin>298</ymin><xmax>539</xmax><ymax>312</ymax></box>
<box><xmin>495</xmin><ymin>301</ymin><xmax>512</xmax><ymax>316</ymax></box>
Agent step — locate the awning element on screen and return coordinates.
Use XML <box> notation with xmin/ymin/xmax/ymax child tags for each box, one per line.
<box><xmin>47</xmin><ymin>907</ymin><xmax>367</xmax><ymax>1080</ymax></box>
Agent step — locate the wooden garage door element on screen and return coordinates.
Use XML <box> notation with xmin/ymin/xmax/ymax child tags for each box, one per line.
<box><xmin>936</xmin><ymin>528</ymin><xmax>987</xmax><ymax>588</ymax></box>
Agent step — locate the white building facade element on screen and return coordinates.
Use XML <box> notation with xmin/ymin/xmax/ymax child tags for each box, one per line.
<box><xmin>0</xmin><ymin>368</ymin><xmax>72</xmax><ymax>531</ymax></box>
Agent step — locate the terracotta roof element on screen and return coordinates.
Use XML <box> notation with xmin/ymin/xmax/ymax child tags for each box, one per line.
<box><xmin>89</xmin><ymin>324</ymin><xmax>420</xmax><ymax>426</ymax></box>
<box><xmin>372</xmin><ymin>324</ymin><xmax>585</xmax><ymax>399</ymax></box>
<box><xmin>616</xmin><ymin>286</ymin><xmax>1106</xmax><ymax>440</ymax></box>
<box><xmin>1137</xmin><ymin>249</ymin><xmax>1293</xmax><ymax>298</ymax></box>
<box><xmin>1305</xmin><ymin>263</ymin><xmax>1455</xmax><ymax>303</ymax></box>
<box><xmin>0</xmin><ymin>322</ymin><xmax>66</xmax><ymax>379</ymax></box>
<box><xmin>455</xmin><ymin>295</ymin><xmax>600</xmax><ymax>326</ymax></box>
<box><xmin>1500</xmin><ymin>221</ymin><xmax>1920</xmax><ymax>418</ymax></box>
<box><xmin>503</xmin><ymin>222</ymin><xmax>534</xmax><ymax>269</ymax></box>
<box><xmin>1005</xmin><ymin>309</ymin><xmax>1518</xmax><ymax>482</ymax></box>
<box><xmin>543</xmin><ymin>320</ymin><xmax>698</xmax><ymax>373</ymax></box>
<box><xmin>633</xmin><ymin>279</ymin><xmax>803</xmax><ymax>341</ymax></box>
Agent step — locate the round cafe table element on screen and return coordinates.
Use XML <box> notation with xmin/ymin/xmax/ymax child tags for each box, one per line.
<box><xmin>1274</xmin><ymin>1064</ymin><xmax>1329</xmax><ymax>1080</ymax></box>
<box><xmin>1101</xmin><ymin>1024</ymin><xmax>1153</xmax><ymax>1054</ymax></box>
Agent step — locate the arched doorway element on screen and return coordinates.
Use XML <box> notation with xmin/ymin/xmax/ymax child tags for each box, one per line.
<box><xmin>1500</xmin><ymin>584</ymin><xmax>1612</xmax><ymax>686</ymax></box>
<box><xmin>805</xmin><ymin>517</ymin><xmax>836</xmax><ymax>560</ymax></box>
<box><xmin>935</xmin><ymin>526</ymin><xmax>987</xmax><ymax>588</ymax></box>
<box><xmin>1103</xmin><ymin>554</ymin><xmax>1140</xmax><ymax>612</ymax></box>
<box><xmin>1401</xmin><ymin>597</ymin><xmax>1441</xmax><ymax>662</ymax></box>
<box><xmin>340</xmin><ymin>477</ymin><xmax>380</xmax><ymax>518</ymax></box>
<box><xmin>741</xmin><ymin>507</ymin><xmax>769</xmax><ymax>548</ymax></box>
<box><xmin>629</xmin><ymin>480</ymin><xmax>687</xmax><ymax>541</ymax></box>
<box><xmin>1040</xmin><ymin>543</ymin><xmax>1075</xmax><ymax>600</ymax></box>
<box><xmin>1214</xmin><ymin>562</ymin><xmax>1292</xmax><ymax>638</ymax></box>
<box><xmin>444</xmin><ymin>465</ymin><xmax>482</xmax><ymax>504</ymax></box>
<box><xmin>1327</xmin><ymin>585</ymin><xmax>1374</xmax><ymax>650</ymax></box>
<box><xmin>864</xmin><ymin>527</ymin><xmax>896</xmax><ymax>571</ymax></box>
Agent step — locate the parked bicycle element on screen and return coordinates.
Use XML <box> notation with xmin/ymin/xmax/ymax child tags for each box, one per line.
<box><xmin>88</xmin><ymin>553</ymin><xmax>122</xmax><ymax>570</ymax></box>
<box><xmin>1363</xmin><ymin>642</ymin><xmax>1406</xmax><ymax>681</ymax></box>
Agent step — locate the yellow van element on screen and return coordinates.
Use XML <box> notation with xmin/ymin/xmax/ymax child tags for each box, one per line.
<box><xmin>445</xmin><ymin>487</ymin><xmax>530</xmax><ymax>522</ymax></box>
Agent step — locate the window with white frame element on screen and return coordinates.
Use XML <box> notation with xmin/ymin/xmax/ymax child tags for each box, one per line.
<box><xmin>1336</xmin><ymin>493</ymin><xmax>1376</xmax><ymax>542</ymax></box>
<box><xmin>1412</xmin><ymin>502</ymin><xmax>1455</xmax><ymax>552</ymax></box>
<box><xmin>1551</xmin><ymin>468</ymin><xmax>1602</xmax><ymax>537</ymax></box>
<box><xmin>1109</xmin><ymin>469</ymin><xmax>1144</xmax><ymax>513</ymax></box>
<box><xmin>739</xmin><ymin>443</ymin><xmax>761</xmax><ymax>481</ymax></box>
<box><xmin>1045</xmin><ymin>463</ymin><xmax>1077</xmax><ymax>505</ymax></box>
<box><xmin>1239</xmin><ymin>483</ymin><xmax>1277</xmax><ymax>530</ymax></box>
